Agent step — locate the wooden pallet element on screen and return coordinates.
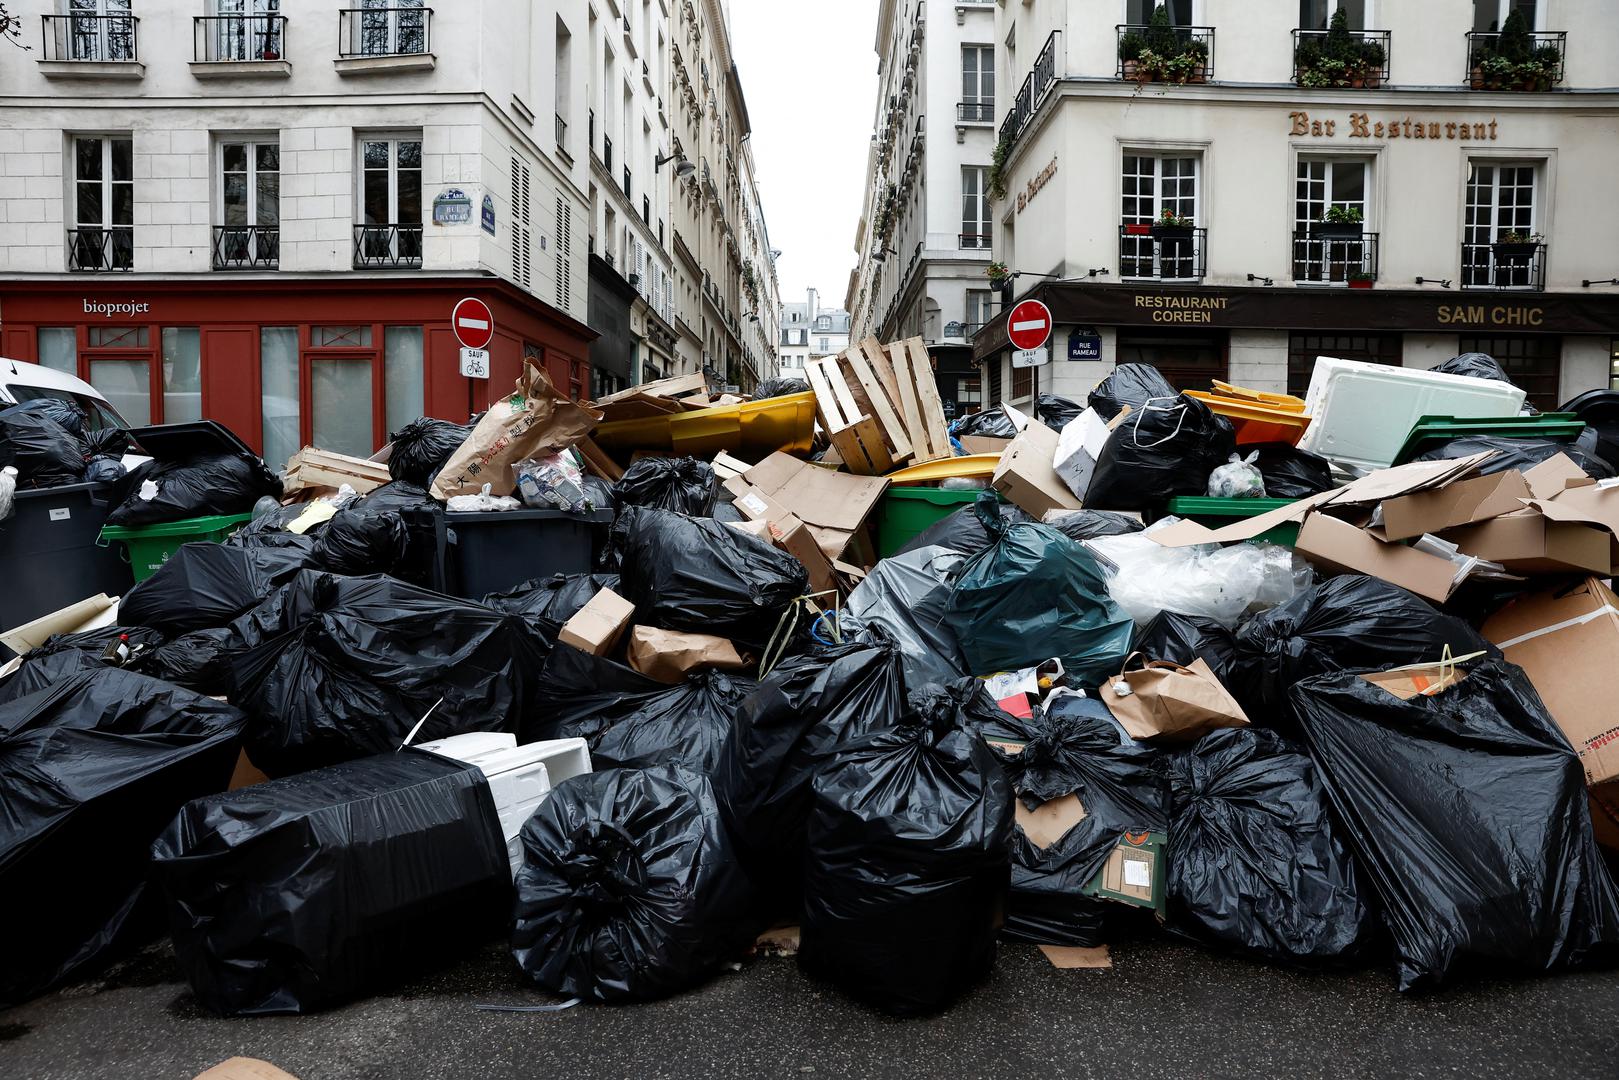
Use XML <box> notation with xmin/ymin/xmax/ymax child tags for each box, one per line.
<box><xmin>282</xmin><ymin>447</ymin><xmax>391</xmax><ymax>494</ymax></box>
<box><xmin>886</xmin><ymin>336</ymin><xmax>953</xmax><ymax>464</ymax></box>
<box><xmin>805</xmin><ymin>348</ymin><xmax>913</xmax><ymax>476</ymax></box>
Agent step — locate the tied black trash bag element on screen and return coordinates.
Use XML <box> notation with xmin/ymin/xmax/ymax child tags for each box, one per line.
<box><xmin>1133</xmin><ymin>611</ymin><xmax>1240</xmax><ymax>685</ymax></box>
<box><xmin>350</xmin><ymin>478</ymin><xmax>439</xmax><ymax>513</ymax></box>
<box><xmin>1249</xmin><ymin>442</ymin><xmax>1336</xmax><ymax>499</ymax></box>
<box><xmin>1413</xmin><ymin>432</ymin><xmax>1615</xmax><ymax>480</ymax></box>
<box><xmin>481</xmin><ymin>572</ymin><xmax>620</xmax><ymax>641</ymax></box>
<box><xmin>894</xmin><ymin>501</ymin><xmax>1035</xmax><ymax>558</ymax></box>
<box><xmin>0</xmin><ymin>404</ymin><xmax>87</xmax><ymax>489</ymax></box>
<box><xmin>1291</xmin><ymin>660</ymin><xmax>1619</xmax><ymax>992</ymax></box>
<box><xmin>0</xmin><ymin>668</ymin><xmax>244</xmax><ymax>1006</ymax></box>
<box><xmin>612</xmin><ymin>456</ymin><xmax>720</xmax><ymax>516</ymax></box>
<box><xmin>997</xmin><ymin>697</ymin><xmax>1168</xmax><ymax>946</ymax></box>
<box><xmin>1234</xmin><ymin>575</ymin><xmax>1494</xmax><ymax>717</ymax></box>
<box><xmin>132</xmin><ymin>627</ymin><xmax>239</xmax><ymax>697</ymax></box>
<box><xmin>511</xmin><ymin>766</ymin><xmax>756</xmax><ymax>1002</ymax></box>
<box><xmin>0</xmin><ymin>626</ymin><xmax>169</xmax><ymax>705</ymax></box>
<box><xmin>714</xmin><ymin>640</ymin><xmax>904</xmax><ymax>911</ymax></box>
<box><xmin>754</xmin><ymin>376</ymin><xmax>811</xmax><ymax>399</ymax></box>
<box><xmin>1044</xmin><ymin>508</ymin><xmax>1146</xmax><ymax>544</ymax></box>
<box><xmin>611</xmin><ymin>507</ymin><xmax>808</xmax><ymax>652</ymax></box>
<box><xmin>1035</xmin><ymin>393</ymin><xmax>1084</xmax><ymax>432</ymax></box>
<box><xmin>1163</xmin><ymin>727</ymin><xmax>1373</xmax><ymax>965</ymax></box>
<box><xmin>151</xmin><ymin>749</ymin><xmax>511</xmax><ymax>1016</ymax></box>
<box><xmin>843</xmin><ymin>545</ymin><xmax>969</xmax><ymax>689</ymax></box>
<box><xmin>801</xmin><ymin>694</ymin><xmax>1014</xmax><ymax>1016</ymax></box>
<box><xmin>1088</xmin><ymin>362</ymin><xmax>1177</xmax><ymax>422</ymax></box>
<box><xmin>1085</xmin><ymin>394</ymin><xmax>1237</xmax><ymax>511</ymax></box>
<box><xmin>120</xmin><ymin>541</ymin><xmax>312</xmax><ymax>636</ymax></box>
<box><xmin>107</xmin><ymin>452</ymin><xmax>281</xmax><ymax>527</ymax></box>
<box><xmin>949</xmin><ymin>407</ymin><xmax>1019</xmax><ymax>439</ymax></box>
<box><xmin>228</xmin><ymin>572</ymin><xmax>550</xmax><ymax>777</ymax></box>
<box><xmin>1429</xmin><ymin>351</ymin><xmax>1516</xmax><ymax>386</ymax></box>
<box><xmin>83</xmin><ymin>456</ymin><xmax>126</xmax><ymax>483</ymax></box>
<box><xmin>387</xmin><ymin>417</ymin><xmax>473</xmax><ymax>487</ymax></box>
<box><xmin>309</xmin><ymin>508</ymin><xmax>409</xmax><ymax>576</ymax></box>
<box><xmin>82</xmin><ymin>426</ymin><xmax>131</xmax><ymax>460</ymax></box>
<box><xmin>28</xmin><ymin>397</ymin><xmax>88</xmax><ymax>439</ymax></box>
<box><xmin>527</xmin><ymin>645</ymin><xmax>756</xmax><ymax>773</ymax></box>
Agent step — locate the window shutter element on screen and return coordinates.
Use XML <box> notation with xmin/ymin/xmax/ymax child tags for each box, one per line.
<box><xmin>510</xmin><ymin>156</ymin><xmax>532</xmax><ymax>289</ymax></box>
<box><xmin>554</xmin><ymin>196</ymin><xmax>573</xmax><ymax>313</ymax></box>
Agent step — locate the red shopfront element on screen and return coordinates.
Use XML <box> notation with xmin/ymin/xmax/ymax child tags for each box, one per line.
<box><xmin>0</xmin><ymin>278</ymin><xmax>596</xmax><ymax>466</ymax></box>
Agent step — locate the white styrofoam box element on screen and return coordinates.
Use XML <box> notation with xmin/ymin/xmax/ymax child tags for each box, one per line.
<box><xmin>1052</xmin><ymin>407</ymin><xmax>1113</xmax><ymax>501</ymax></box>
<box><xmin>1296</xmin><ymin>356</ymin><xmax>1527</xmax><ymax>470</ymax></box>
<box><xmin>478</xmin><ymin>752</ymin><xmax>552</xmax><ymax>810</ymax></box>
<box><xmin>414</xmin><ymin>731</ymin><xmax>517</xmax><ymax>763</ymax></box>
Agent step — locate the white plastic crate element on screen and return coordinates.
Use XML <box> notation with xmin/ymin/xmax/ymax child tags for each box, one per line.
<box><xmin>1296</xmin><ymin>356</ymin><xmax>1527</xmax><ymax>470</ymax></box>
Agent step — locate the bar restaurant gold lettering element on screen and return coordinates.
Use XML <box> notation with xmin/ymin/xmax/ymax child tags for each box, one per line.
<box><xmin>1017</xmin><ymin>156</ymin><xmax>1059</xmax><ymax>214</ymax></box>
<box><xmin>1134</xmin><ymin>294</ymin><xmax>1229</xmax><ymax>324</ymax></box>
<box><xmin>1289</xmin><ymin>111</ymin><xmax>1499</xmax><ymax>141</ymax></box>
<box><xmin>1436</xmin><ymin>303</ymin><xmax>1545</xmax><ymax>327</ymax></box>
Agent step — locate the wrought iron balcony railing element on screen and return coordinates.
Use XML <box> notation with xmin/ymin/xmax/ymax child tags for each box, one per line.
<box><xmin>338</xmin><ymin>6</ymin><xmax>430</xmax><ymax>57</ymax></box>
<box><xmin>957</xmin><ymin>101</ymin><xmax>994</xmax><ymax>123</ymax></box>
<box><xmin>1462</xmin><ymin>240</ymin><xmax>1547</xmax><ymax>291</ymax></box>
<box><xmin>1465</xmin><ymin>30</ymin><xmax>1566</xmax><ymax>90</ymax></box>
<box><xmin>959</xmin><ymin>233</ymin><xmax>991</xmax><ymax>250</ymax></box>
<box><xmin>1116</xmin><ymin>24</ymin><xmax>1214</xmax><ymax>83</ymax></box>
<box><xmin>353</xmin><ymin>223</ymin><xmax>423</xmax><ymax>269</ymax></box>
<box><xmin>212</xmin><ymin>225</ymin><xmax>280</xmax><ymax>270</ymax></box>
<box><xmin>41</xmin><ymin>13</ymin><xmax>137</xmax><ymax>62</ymax></box>
<box><xmin>1292</xmin><ymin>28</ymin><xmax>1390</xmax><ymax>88</ymax></box>
<box><xmin>1119</xmin><ymin>224</ymin><xmax>1207</xmax><ymax>283</ymax></box>
<box><xmin>67</xmin><ymin>227</ymin><xmax>133</xmax><ymax>272</ymax></box>
<box><xmin>194</xmin><ymin>14</ymin><xmax>287</xmax><ymax>62</ymax></box>
<box><xmin>1292</xmin><ymin>231</ymin><xmax>1380</xmax><ymax>284</ymax></box>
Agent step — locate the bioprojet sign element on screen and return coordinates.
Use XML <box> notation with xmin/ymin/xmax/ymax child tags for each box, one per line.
<box><xmin>83</xmin><ymin>299</ymin><xmax>150</xmax><ymax>318</ymax></box>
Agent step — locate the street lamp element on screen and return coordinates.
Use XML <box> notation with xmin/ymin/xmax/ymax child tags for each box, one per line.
<box><xmin>655</xmin><ymin>152</ymin><xmax>696</xmax><ymax>178</ymax></box>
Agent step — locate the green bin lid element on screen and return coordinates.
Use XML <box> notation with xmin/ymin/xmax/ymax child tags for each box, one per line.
<box><xmin>100</xmin><ymin>511</ymin><xmax>256</xmax><ymax>540</ymax></box>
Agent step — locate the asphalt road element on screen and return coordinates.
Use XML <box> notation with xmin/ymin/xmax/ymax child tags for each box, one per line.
<box><xmin>4</xmin><ymin>932</ymin><xmax>1618</xmax><ymax>1080</ymax></box>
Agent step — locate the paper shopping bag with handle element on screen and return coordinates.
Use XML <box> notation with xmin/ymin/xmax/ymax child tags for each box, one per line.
<box><xmin>1101</xmin><ymin>652</ymin><xmax>1250</xmax><ymax>742</ymax></box>
<box><xmin>430</xmin><ymin>361</ymin><xmax>603</xmax><ymax>500</ymax></box>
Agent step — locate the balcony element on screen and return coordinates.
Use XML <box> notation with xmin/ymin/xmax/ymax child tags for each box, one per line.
<box><xmin>336</xmin><ymin>7</ymin><xmax>434</xmax><ymax>74</ymax></box>
<box><xmin>1462</xmin><ymin>240</ymin><xmax>1546</xmax><ymax>291</ymax></box>
<box><xmin>1466</xmin><ymin>31</ymin><xmax>1566</xmax><ymax>91</ymax></box>
<box><xmin>1119</xmin><ymin>224</ymin><xmax>1207</xmax><ymax>283</ymax></box>
<box><xmin>957</xmin><ymin>101</ymin><xmax>994</xmax><ymax>125</ymax></box>
<box><xmin>39</xmin><ymin>13</ymin><xmax>143</xmax><ymax>78</ymax></box>
<box><xmin>1117</xmin><ymin>24</ymin><xmax>1213</xmax><ymax>84</ymax></box>
<box><xmin>192</xmin><ymin>14</ymin><xmax>290</xmax><ymax>77</ymax></box>
<box><xmin>959</xmin><ymin>233</ymin><xmax>991</xmax><ymax>250</ymax></box>
<box><xmin>1292</xmin><ymin>232</ymin><xmax>1380</xmax><ymax>285</ymax></box>
<box><xmin>212</xmin><ymin>225</ymin><xmax>280</xmax><ymax>271</ymax></box>
<box><xmin>67</xmin><ymin>228</ymin><xmax>133</xmax><ymax>272</ymax></box>
<box><xmin>353</xmin><ymin>223</ymin><xmax>423</xmax><ymax>270</ymax></box>
<box><xmin>998</xmin><ymin>32</ymin><xmax>1060</xmax><ymax>150</ymax></box>
<box><xmin>555</xmin><ymin>114</ymin><xmax>568</xmax><ymax>153</ymax></box>
<box><xmin>1293</xmin><ymin>28</ymin><xmax>1389</xmax><ymax>88</ymax></box>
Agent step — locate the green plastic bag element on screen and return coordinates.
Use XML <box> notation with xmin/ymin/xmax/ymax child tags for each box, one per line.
<box><xmin>945</xmin><ymin>492</ymin><xmax>1134</xmax><ymax>680</ymax></box>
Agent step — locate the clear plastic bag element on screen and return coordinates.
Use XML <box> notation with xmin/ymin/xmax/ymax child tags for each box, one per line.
<box><xmin>1085</xmin><ymin>520</ymin><xmax>1313</xmax><ymax>629</ymax></box>
<box><xmin>512</xmin><ymin>451</ymin><xmax>591</xmax><ymax>512</ymax></box>
<box><xmin>1207</xmin><ymin>452</ymin><xmax>1267</xmax><ymax>499</ymax></box>
<box><xmin>445</xmin><ymin>483</ymin><xmax>523</xmax><ymax>513</ymax></box>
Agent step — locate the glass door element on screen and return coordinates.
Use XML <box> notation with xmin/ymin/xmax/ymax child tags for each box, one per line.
<box><xmin>1294</xmin><ymin>158</ymin><xmax>1368</xmax><ymax>284</ymax></box>
<box><xmin>1463</xmin><ymin>162</ymin><xmax>1537</xmax><ymax>288</ymax></box>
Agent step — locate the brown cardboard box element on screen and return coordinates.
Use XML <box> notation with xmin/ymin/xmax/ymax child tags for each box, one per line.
<box><xmin>1443</xmin><ymin>510</ymin><xmax>1613</xmax><ymax>575</ymax></box>
<box><xmin>959</xmin><ymin>435</ymin><xmax>1012</xmax><ymax>456</ymax></box>
<box><xmin>557</xmin><ymin>587</ymin><xmax>635</xmax><ymax>656</ymax></box>
<box><xmin>990</xmin><ymin>419</ymin><xmax>1083</xmax><ymax>518</ymax></box>
<box><xmin>1294</xmin><ymin>513</ymin><xmax>1462</xmax><ymax>604</ymax></box>
<box><xmin>194</xmin><ymin>1059</ymin><xmax>302</xmax><ymax>1080</ymax></box>
<box><xmin>1379</xmin><ymin>470</ymin><xmax>1532</xmax><ymax>542</ymax></box>
<box><xmin>732</xmin><ymin>451</ymin><xmax>889</xmax><ymax>561</ymax></box>
<box><xmin>626</xmin><ymin>626</ymin><xmax>749</xmax><ymax>684</ymax></box>
<box><xmin>1524</xmin><ymin>483</ymin><xmax>1619</xmax><ymax>573</ymax></box>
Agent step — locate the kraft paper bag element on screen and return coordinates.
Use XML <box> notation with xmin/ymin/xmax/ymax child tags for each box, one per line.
<box><xmin>430</xmin><ymin>361</ymin><xmax>603</xmax><ymax>499</ymax></box>
<box><xmin>1102</xmin><ymin>652</ymin><xmax>1249</xmax><ymax>742</ymax></box>
<box><xmin>626</xmin><ymin>626</ymin><xmax>750</xmax><ymax>684</ymax></box>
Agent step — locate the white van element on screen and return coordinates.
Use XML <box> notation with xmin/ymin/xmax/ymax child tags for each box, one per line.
<box><xmin>0</xmin><ymin>356</ymin><xmax>134</xmax><ymax>432</ymax></box>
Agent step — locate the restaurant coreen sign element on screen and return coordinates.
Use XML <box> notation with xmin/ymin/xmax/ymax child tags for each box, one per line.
<box><xmin>1289</xmin><ymin>111</ymin><xmax>1500</xmax><ymax>141</ymax></box>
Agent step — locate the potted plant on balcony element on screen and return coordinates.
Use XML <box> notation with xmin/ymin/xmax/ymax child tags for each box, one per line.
<box><xmin>1356</xmin><ymin>40</ymin><xmax>1385</xmax><ymax>88</ymax></box>
<box><xmin>1316</xmin><ymin>205</ymin><xmax>1364</xmax><ymax>240</ymax></box>
<box><xmin>1493</xmin><ymin>229</ymin><xmax>1543</xmax><ymax>260</ymax></box>
<box><xmin>1149</xmin><ymin>207</ymin><xmax>1194</xmax><ymax>243</ymax></box>
<box><xmin>986</xmin><ymin>261</ymin><xmax>1010</xmax><ymax>285</ymax></box>
<box><xmin>1347</xmin><ymin>270</ymin><xmax>1375</xmax><ymax>290</ymax></box>
<box><xmin>1119</xmin><ymin>31</ymin><xmax>1146</xmax><ymax>79</ymax></box>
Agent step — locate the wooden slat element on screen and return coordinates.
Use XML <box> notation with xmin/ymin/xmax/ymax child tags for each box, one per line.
<box><xmin>803</xmin><ymin>358</ymin><xmax>849</xmax><ymax>432</ymax></box>
<box><xmin>842</xmin><ymin>346</ymin><xmax>913</xmax><ymax>463</ymax></box>
<box><xmin>576</xmin><ymin>436</ymin><xmax>625</xmax><ymax>481</ymax></box>
<box><xmin>906</xmin><ymin>337</ymin><xmax>954</xmax><ymax>461</ymax></box>
<box><xmin>591</xmin><ymin>371</ymin><xmax>707</xmax><ymax>405</ymax></box>
<box><xmin>829</xmin><ymin>416</ymin><xmax>894</xmax><ymax>476</ymax></box>
<box><xmin>885</xmin><ymin>339</ymin><xmax>935</xmax><ymax>463</ymax></box>
<box><xmin>821</xmin><ymin>357</ymin><xmax>867</xmax><ymax>430</ymax></box>
<box><xmin>860</xmin><ymin>336</ymin><xmax>904</xmax><ymax>414</ymax></box>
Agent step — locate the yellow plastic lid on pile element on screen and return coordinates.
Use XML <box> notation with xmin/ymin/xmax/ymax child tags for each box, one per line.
<box><xmin>1186</xmin><ymin>390</ymin><xmax>1314</xmax><ymax>447</ymax></box>
<box><xmin>883</xmin><ymin>453</ymin><xmax>1002</xmax><ymax>486</ymax></box>
<box><xmin>591</xmin><ymin>391</ymin><xmax>817</xmax><ymax>459</ymax></box>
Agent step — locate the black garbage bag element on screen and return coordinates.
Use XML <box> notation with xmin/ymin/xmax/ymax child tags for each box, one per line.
<box><xmin>0</xmin><ymin>404</ymin><xmax>87</xmax><ymax>489</ymax></box>
<box><xmin>26</xmin><ymin>396</ymin><xmax>88</xmax><ymax>439</ymax></box>
<box><xmin>120</xmin><ymin>541</ymin><xmax>312</xmax><ymax>636</ymax></box>
<box><xmin>949</xmin><ymin>407</ymin><xmax>1019</xmax><ymax>439</ymax></box>
<box><xmin>228</xmin><ymin>572</ymin><xmax>550</xmax><ymax>777</ymax></box>
<box><xmin>351</xmin><ymin>479</ymin><xmax>438</xmax><ymax>513</ymax></box>
<box><xmin>1085</xmin><ymin>394</ymin><xmax>1236</xmax><ymax>511</ymax></box>
<box><xmin>996</xmin><ymin>697</ymin><xmax>1168</xmax><ymax>946</ymax></box>
<box><xmin>1034</xmin><ymin>393</ymin><xmax>1085</xmax><ymax>432</ymax></box>
<box><xmin>1429</xmin><ymin>352</ymin><xmax>1516</xmax><ymax>386</ymax></box>
<box><xmin>132</xmin><ymin>627</ymin><xmax>238</xmax><ymax>697</ymax></box>
<box><xmin>511</xmin><ymin>766</ymin><xmax>756</xmax><ymax>1002</ymax></box>
<box><xmin>1044</xmin><ymin>508</ymin><xmax>1146</xmax><ymax>544</ymax></box>
<box><xmin>83</xmin><ymin>455</ymin><xmax>126</xmax><ymax>483</ymax></box>
<box><xmin>82</xmin><ymin>426</ymin><xmax>131</xmax><ymax>460</ymax></box>
<box><xmin>152</xmin><ymin>749</ymin><xmax>510</xmax><ymax>1016</ymax></box>
<box><xmin>1088</xmin><ymin>362</ymin><xmax>1178</xmax><ymax>422</ymax></box>
<box><xmin>1413</xmin><ymin>432</ymin><xmax>1614</xmax><ymax>480</ymax></box>
<box><xmin>224</xmin><ymin>503</ymin><xmax>323</xmax><ymax>552</ymax></box>
<box><xmin>106</xmin><ymin>452</ymin><xmax>281</xmax><ymax>527</ymax></box>
<box><xmin>1234</xmin><ymin>575</ymin><xmax>1494</xmax><ymax>718</ymax></box>
<box><xmin>1291</xmin><ymin>660</ymin><xmax>1619</xmax><ymax>992</ymax></box>
<box><xmin>1163</xmin><ymin>727</ymin><xmax>1373</xmax><ymax>965</ymax></box>
<box><xmin>0</xmin><ymin>626</ymin><xmax>169</xmax><ymax>705</ymax></box>
<box><xmin>527</xmin><ymin>645</ymin><xmax>754</xmax><ymax>773</ymax></box>
<box><xmin>922</xmin><ymin>675</ymin><xmax>1036</xmax><ymax>745</ymax></box>
<box><xmin>612</xmin><ymin>457</ymin><xmax>720</xmax><ymax>516</ymax></box>
<box><xmin>1133</xmin><ymin>611</ymin><xmax>1240</xmax><ymax>685</ymax></box>
<box><xmin>580</xmin><ymin>474</ymin><xmax>617</xmax><ymax>513</ymax></box>
<box><xmin>800</xmin><ymin>696</ymin><xmax>1014</xmax><ymax>1016</ymax></box>
<box><xmin>481</xmin><ymin>572</ymin><xmax>620</xmax><ymax>641</ymax></box>
<box><xmin>611</xmin><ymin>507</ymin><xmax>807</xmax><ymax>652</ymax></box>
<box><xmin>714</xmin><ymin>640</ymin><xmax>904</xmax><ymax>911</ymax></box>
<box><xmin>0</xmin><ymin>668</ymin><xmax>244</xmax><ymax>1005</ymax></box>
<box><xmin>309</xmin><ymin>508</ymin><xmax>409</xmax><ymax>576</ymax></box>
<box><xmin>894</xmin><ymin>500</ymin><xmax>1035</xmax><ymax>558</ymax></box>
<box><xmin>1249</xmin><ymin>442</ymin><xmax>1336</xmax><ymax>499</ymax></box>
<box><xmin>843</xmin><ymin>545</ymin><xmax>969</xmax><ymax>689</ymax></box>
<box><xmin>387</xmin><ymin>417</ymin><xmax>473</xmax><ymax>487</ymax></box>
<box><xmin>754</xmin><ymin>377</ymin><xmax>811</xmax><ymax>399</ymax></box>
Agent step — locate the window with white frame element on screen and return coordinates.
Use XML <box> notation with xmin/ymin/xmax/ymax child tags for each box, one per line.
<box><xmin>1121</xmin><ymin>152</ymin><xmax>1200</xmax><ymax>281</ymax></box>
<box><xmin>1474</xmin><ymin>0</ymin><xmax>1538</xmax><ymax>33</ymax></box>
<box><xmin>215</xmin><ymin>139</ymin><xmax>279</xmax><ymax>269</ymax></box>
<box><xmin>961</xmin><ymin>166</ymin><xmax>990</xmax><ymax>249</ymax></box>
<box><xmin>1463</xmin><ymin>161</ymin><xmax>1540</xmax><ymax>288</ymax></box>
<box><xmin>961</xmin><ymin>45</ymin><xmax>994</xmax><ymax>122</ymax></box>
<box><xmin>1293</xmin><ymin>157</ymin><xmax>1370</xmax><ymax>284</ymax></box>
<box><xmin>63</xmin><ymin>0</ymin><xmax>134</xmax><ymax>61</ymax></box>
<box><xmin>353</xmin><ymin>0</ymin><xmax>425</xmax><ymax>56</ymax></box>
<box><xmin>965</xmin><ymin>289</ymin><xmax>995</xmax><ymax>331</ymax></box>
<box><xmin>212</xmin><ymin>0</ymin><xmax>282</xmax><ymax>62</ymax></box>
<box><xmin>70</xmin><ymin>135</ymin><xmax>133</xmax><ymax>271</ymax></box>
<box><xmin>1128</xmin><ymin>0</ymin><xmax>1191</xmax><ymax>25</ymax></box>
<box><xmin>357</xmin><ymin>136</ymin><xmax>423</xmax><ymax>267</ymax></box>
<box><xmin>1300</xmin><ymin>0</ymin><xmax>1365</xmax><ymax>30</ymax></box>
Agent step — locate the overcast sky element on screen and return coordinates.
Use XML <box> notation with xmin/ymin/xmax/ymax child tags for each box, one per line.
<box><xmin>732</xmin><ymin>0</ymin><xmax>877</xmax><ymax>312</ymax></box>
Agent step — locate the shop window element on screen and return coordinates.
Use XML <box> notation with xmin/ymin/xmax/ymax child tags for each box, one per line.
<box><xmin>1457</xmin><ymin>334</ymin><xmax>1560</xmax><ymax>411</ymax></box>
<box><xmin>1115</xmin><ymin>330</ymin><xmax>1229</xmax><ymax>393</ymax></box>
<box><xmin>37</xmin><ymin>328</ymin><xmax>77</xmax><ymax>375</ymax></box>
<box><xmin>313</xmin><ymin>325</ymin><xmax>372</xmax><ymax>347</ymax></box>
<box><xmin>987</xmin><ymin>358</ymin><xmax>1002</xmax><ymax>406</ymax></box>
<box><xmin>312</xmin><ymin>357</ymin><xmax>374</xmax><ymax>457</ymax></box>
<box><xmin>1011</xmin><ymin>364</ymin><xmax>1033</xmax><ymax>401</ymax></box>
<box><xmin>88</xmin><ymin>325</ymin><xmax>147</xmax><ymax>348</ymax></box>
<box><xmin>260</xmin><ymin>326</ymin><xmax>299</xmax><ymax>469</ymax></box>
<box><xmin>161</xmin><ymin>327</ymin><xmax>203</xmax><ymax>424</ymax></box>
<box><xmin>958</xmin><ymin>377</ymin><xmax>983</xmax><ymax>408</ymax></box>
<box><xmin>1287</xmin><ymin>332</ymin><xmax>1400</xmax><ymax>397</ymax></box>
<box><xmin>90</xmin><ymin>358</ymin><xmax>150</xmax><ymax>426</ymax></box>
<box><xmin>384</xmin><ymin>326</ymin><xmax>424</xmax><ymax>434</ymax></box>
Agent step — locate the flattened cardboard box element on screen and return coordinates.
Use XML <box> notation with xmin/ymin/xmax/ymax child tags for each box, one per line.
<box><xmin>1294</xmin><ymin>514</ymin><xmax>1461</xmax><ymax>604</ymax></box>
<box><xmin>557</xmin><ymin>587</ymin><xmax>635</xmax><ymax>656</ymax></box>
<box><xmin>991</xmin><ymin>419</ymin><xmax>1083</xmax><ymax>519</ymax></box>
<box><xmin>1378</xmin><ymin>470</ymin><xmax>1532</xmax><ymax>542</ymax></box>
<box><xmin>733</xmin><ymin>451</ymin><xmax>889</xmax><ymax>560</ymax></box>
<box><xmin>959</xmin><ymin>435</ymin><xmax>1012</xmax><ymax>457</ymax></box>
<box><xmin>1443</xmin><ymin>510</ymin><xmax>1613</xmax><ymax>575</ymax></box>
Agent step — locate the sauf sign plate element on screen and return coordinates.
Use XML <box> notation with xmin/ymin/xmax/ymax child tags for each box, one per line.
<box><xmin>459</xmin><ymin>348</ymin><xmax>490</xmax><ymax>379</ymax></box>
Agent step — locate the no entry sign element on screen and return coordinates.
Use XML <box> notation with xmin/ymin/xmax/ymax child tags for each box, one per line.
<box><xmin>1007</xmin><ymin>299</ymin><xmax>1053</xmax><ymax>352</ymax></box>
<box><xmin>451</xmin><ymin>297</ymin><xmax>495</xmax><ymax>350</ymax></box>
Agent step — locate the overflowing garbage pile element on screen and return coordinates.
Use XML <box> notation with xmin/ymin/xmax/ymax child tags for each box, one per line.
<box><xmin>6</xmin><ymin>341</ymin><xmax>1619</xmax><ymax>1021</ymax></box>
